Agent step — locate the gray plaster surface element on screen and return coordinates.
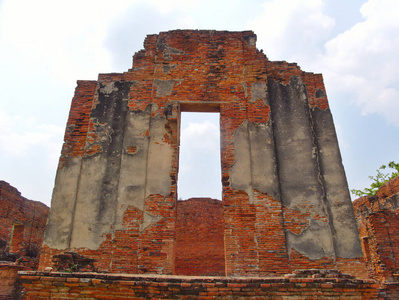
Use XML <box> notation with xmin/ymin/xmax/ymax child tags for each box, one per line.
<box><xmin>311</xmin><ymin>108</ymin><xmax>363</xmax><ymax>258</ymax></box>
<box><xmin>70</xmin><ymin>81</ymin><xmax>131</xmax><ymax>249</ymax></box>
<box><xmin>268</xmin><ymin>76</ymin><xmax>335</xmax><ymax>259</ymax></box>
<box><xmin>43</xmin><ymin>157</ymin><xmax>81</xmax><ymax>249</ymax></box>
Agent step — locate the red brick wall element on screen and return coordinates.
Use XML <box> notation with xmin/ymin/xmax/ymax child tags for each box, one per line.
<box><xmin>9</xmin><ymin>224</ymin><xmax>24</xmax><ymax>254</ymax></box>
<box><xmin>19</xmin><ymin>271</ymin><xmax>379</xmax><ymax>299</ymax></box>
<box><xmin>58</xmin><ymin>80</ymin><xmax>97</xmax><ymax>168</ymax></box>
<box><xmin>40</xmin><ymin>30</ymin><xmax>364</xmax><ymax>278</ymax></box>
<box><xmin>0</xmin><ymin>263</ymin><xmax>24</xmax><ymax>299</ymax></box>
<box><xmin>264</xmin><ymin>60</ymin><xmax>329</xmax><ymax>110</ymax></box>
<box><xmin>175</xmin><ymin>198</ymin><xmax>225</xmax><ymax>276</ymax></box>
<box><xmin>0</xmin><ymin>181</ymin><xmax>49</xmax><ymax>260</ymax></box>
<box><xmin>353</xmin><ymin>176</ymin><xmax>399</xmax><ymax>282</ymax></box>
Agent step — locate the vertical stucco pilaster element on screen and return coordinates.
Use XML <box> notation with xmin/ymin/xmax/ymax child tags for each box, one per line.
<box><xmin>43</xmin><ymin>81</ymin><xmax>97</xmax><ymax>250</ymax></box>
<box><xmin>70</xmin><ymin>81</ymin><xmax>131</xmax><ymax>249</ymax></box>
<box><xmin>268</xmin><ymin>76</ymin><xmax>335</xmax><ymax>260</ymax></box>
<box><xmin>114</xmin><ymin>106</ymin><xmax>152</xmax><ymax>227</ymax></box>
<box><xmin>311</xmin><ymin>107</ymin><xmax>363</xmax><ymax>258</ymax></box>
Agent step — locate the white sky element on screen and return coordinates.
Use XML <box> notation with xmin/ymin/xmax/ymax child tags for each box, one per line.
<box><xmin>0</xmin><ymin>0</ymin><xmax>398</xmax><ymax>205</ymax></box>
<box><xmin>179</xmin><ymin>112</ymin><xmax>222</xmax><ymax>200</ymax></box>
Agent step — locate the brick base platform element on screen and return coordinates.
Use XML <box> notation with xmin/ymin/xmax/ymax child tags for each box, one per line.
<box><xmin>19</xmin><ymin>271</ymin><xmax>379</xmax><ymax>299</ymax></box>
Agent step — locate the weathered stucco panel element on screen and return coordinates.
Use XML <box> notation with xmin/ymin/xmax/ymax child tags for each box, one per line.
<box><xmin>70</xmin><ymin>81</ymin><xmax>131</xmax><ymax>249</ymax></box>
<box><xmin>230</xmin><ymin>119</ymin><xmax>280</xmax><ymax>202</ymax></box>
<box><xmin>230</xmin><ymin>121</ymin><xmax>253</xmax><ymax>202</ymax></box>
<box><xmin>115</xmin><ymin>109</ymin><xmax>152</xmax><ymax>230</ymax></box>
<box><xmin>247</xmin><ymin>122</ymin><xmax>280</xmax><ymax>199</ymax></box>
<box><xmin>287</xmin><ymin>219</ymin><xmax>334</xmax><ymax>260</ymax></box>
<box><xmin>312</xmin><ymin>108</ymin><xmax>363</xmax><ymax>258</ymax></box>
<box><xmin>70</xmin><ymin>156</ymin><xmax>109</xmax><ymax>249</ymax></box>
<box><xmin>268</xmin><ymin>76</ymin><xmax>335</xmax><ymax>259</ymax></box>
<box><xmin>43</xmin><ymin>157</ymin><xmax>81</xmax><ymax>249</ymax></box>
<box><xmin>145</xmin><ymin>115</ymin><xmax>174</xmax><ymax>198</ymax></box>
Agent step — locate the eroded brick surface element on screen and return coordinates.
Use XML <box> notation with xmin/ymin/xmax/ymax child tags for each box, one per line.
<box><xmin>19</xmin><ymin>271</ymin><xmax>379</xmax><ymax>300</ymax></box>
<box><xmin>353</xmin><ymin>176</ymin><xmax>399</xmax><ymax>283</ymax></box>
<box><xmin>39</xmin><ymin>30</ymin><xmax>364</xmax><ymax>278</ymax></box>
<box><xmin>0</xmin><ymin>181</ymin><xmax>49</xmax><ymax>266</ymax></box>
<box><xmin>0</xmin><ymin>263</ymin><xmax>24</xmax><ymax>299</ymax></box>
<box><xmin>175</xmin><ymin>198</ymin><xmax>225</xmax><ymax>276</ymax></box>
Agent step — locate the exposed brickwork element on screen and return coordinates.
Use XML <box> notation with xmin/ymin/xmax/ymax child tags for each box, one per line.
<box><xmin>9</xmin><ymin>224</ymin><xmax>24</xmax><ymax>254</ymax></box>
<box><xmin>0</xmin><ymin>263</ymin><xmax>24</xmax><ymax>299</ymax></box>
<box><xmin>58</xmin><ymin>81</ymin><xmax>97</xmax><ymax>169</ymax></box>
<box><xmin>353</xmin><ymin>176</ymin><xmax>399</xmax><ymax>283</ymax></box>
<box><xmin>336</xmin><ymin>258</ymin><xmax>369</xmax><ymax>280</ymax></box>
<box><xmin>377</xmin><ymin>176</ymin><xmax>399</xmax><ymax>199</ymax></box>
<box><xmin>0</xmin><ymin>181</ymin><xmax>49</xmax><ymax>265</ymax></box>
<box><xmin>264</xmin><ymin>60</ymin><xmax>329</xmax><ymax>110</ymax></box>
<box><xmin>40</xmin><ymin>30</ymin><xmax>364</xmax><ymax>280</ymax></box>
<box><xmin>175</xmin><ymin>198</ymin><xmax>225</xmax><ymax>276</ymax></box>
<box><xmin>52</xmin><ymin>252</ymin><xmax>96</xmax><ymax>272</ymax></box>
<box><xmin>379</xmin><ymin>283</ymin><xmax>399</xmax><ymax>299</ymax></box>
<box><xmin>19</xmin><ymin>271</ymin><xmax>379</xmax><ymax>300</ymax></box>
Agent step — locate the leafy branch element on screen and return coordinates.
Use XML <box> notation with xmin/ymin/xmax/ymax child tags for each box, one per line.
<box><xmin>351</xmin><ymin>161</ymin><xmax>399</xmax><ymax>197</ymax></box>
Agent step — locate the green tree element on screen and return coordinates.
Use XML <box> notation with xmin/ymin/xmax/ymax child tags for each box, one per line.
<box><xmin>351</xmin><ymin>161</ymin><xmax>399</xmax><ymax>197</ymax></box>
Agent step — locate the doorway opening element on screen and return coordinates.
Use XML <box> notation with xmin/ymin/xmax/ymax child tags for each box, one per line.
<box><xmin>177</xmin><ymin>112</ymin><xmax>222</xmax><ymax>200</ymax></box>
<box><xmin>175</xmin><ymin>111</ymin><xmax>225</xmax><ymax>276</ymax></box>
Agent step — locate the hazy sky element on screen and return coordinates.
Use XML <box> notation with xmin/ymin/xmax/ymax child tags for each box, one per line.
<box><xmin>0</xmin><ymin>0</ymin><xmax>398</xmax><ymax>205</ymax></box>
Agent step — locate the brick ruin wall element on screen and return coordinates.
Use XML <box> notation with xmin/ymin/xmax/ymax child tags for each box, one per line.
<box><xmin>0</xmin><ymin>180</ymin><xmax>49</xmax><ymax>263</ymax></box>
<box><xmin>0</xmin><ymin>181</ymin><xmax>49</xmax><ymax>299</ymax></box>
<box><xmin>39</xmin><ymin>30</ymin><xmax>366</xmax><ymax>278</ymax></box>
<box><xmin>175</xmin><ymin>198</ymin><xmax>224</xmax><ymax>276</ymax></box>
<box><xmin>353</xmin><ymin>176</ymin><xmax>399</xmax><ymax>283</ymax></box>
<box><xmin>0</xmin><ymin>264</ymin><xmax>25</xmax><ymax>299</ymax></box>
